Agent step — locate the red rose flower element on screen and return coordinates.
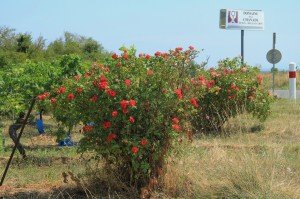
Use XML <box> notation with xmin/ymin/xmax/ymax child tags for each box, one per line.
<box><xmin>129</xmin><ymin>99</ymin><xmax>136</xmax><ymax>107</ymax></box>
<box><xmin>76</xmin><ymin>87</ymin><xmax>83</xmax><ymax>93</ymax></box>
<box><xmin>123</xmin><ymin>53</ymin><xmax>129</xmax><ymax>60</ymax></box>
<box><xmin>111</xmin><ymin>110</ymin><xmax>118</xmax><ymax>117</ymax></box>
<box><xmin>189</xmin><ymin>45</ymin><xmax>194</xmax><ymax>50</ymax></box>
<box><xmin>231</xmin><ymin>83</ymin><xmax>236</xmax><ymax>90</ymax></box>
<box><xmin>172</xmin><ymin>117</ymin><xmax>180</xmax><ymax>124</ymax></box>
<box><xmin>106</xmin><ymin>89</ymin><xmax>116</xmax><ymax>97</ymax></box>
<box><xmin>120</xmin><ymin>100</ymin><xmax>129</xmax><ymax>113</ymax></box>
<box><xmin>100</xmin><ymin>76</ymin><xmax>107</xmax><ymax>83</ymax></box>
<box><xmin>145</xmin><ymin>54</ymin><xmax>151</xmax><ymax>60</ymax></box>
<box><xmin>67</xmin><ymin>93</ymin><xmax>75</xmax><ymax>101</ymax></box>
<box><xmin>83</xmin><ymin>125</ymin><xmax>93</xmax><ymax>132</ymax></box>
<box><xmin>98</xmin><ymin>76</ymin><xmax>108</xmax><ymax>90</ymax></box>
<box><xmin>129</xmin><ymin>116</ymin><xmax>135</xmax><ymax>123</ymax></box>
<box><xmin>140</xmin><ymin>138</ymin><xmax>148</xmax><ymax>146</ymax></box>
<box><xmin>154</xmin><ymin>51</ymin><xmax>161</xmax><ymax>57</ymax></box>
<box><xmin>175</xmin><ymin>89</ymin><xmax>183</xmax><ymax>99</ymax></box>
<box><xmin>230</xmin><ymin>83</ymin><xmax>239</xmax><ymax>91</ymax></box>
<box><xmin>198</xmin><ymin>76</ymin><xmax>207</xmax><ymax>86</ymax></box>
<box><xmin>37</xmin><ymin>94</ymin><xmax>46</xmax><ymax>101</ymax></box>
<box><xmin>57</xmin><ymin>86</ymin><xmax>66</xmax><ymax>94</ymax></box>
<box><xmin>50</xmin><ymin>97</ymin><xmax>57</xmax><ymax>104</ymax></box>
<box><xmin>147</xmin><ymin>69</ymin><xmax>153</xmax><ymax>76</ymax></box>
<box><xmin>103</xmin><ymin>121</ymin><xmax>111</xmax><ymax>129</ymax></box>
<box><xmin>112</xmin><ymin>53</ymin><xmax>118</xmax><ymax>60</ymax></box>
<box><xmin>172</xmin><ymin>124</ymin><xmax>181</xmax><ymax>132</ymax></box>
<box><xmin>131</xmin><ymin>146</ymin><xmax>139</xmax><ymax>154</ymax></box>
<box><xmin>90</xmin><ymin>95</ymin><xmax>98</xmax><ymax>102</ymax></box>
<box><xmin>175</xmin><ymin>47</ymin><xmax>183</xmax><ymax>52</ymax></box>
<box><xmin>107</xmin><ymin>133</ymin><xmax>117</xmax><ymax>142</ymax></box>
<box><xmin>206</xmin><ymin>80</ymin><xmax>215</xmax><ymax>89</ymax></box>
<box><xmin>98</xmin><ymin>82</ymin><xmax>108</xmax><ymax>90</ymax></box>
<box><xmin>125</xmin><ymin>79</ymin><xmax>131</xmax><ymax>87</ymax></box>
<box><xmin>190</xmin><ymin>98</ymin><xmax>199</xmax><ymax>108</ymax></box>
<box><xmin>257</xmin><ymin>74</ymin><xmax>263</xmax><ymax>85</ymax></box>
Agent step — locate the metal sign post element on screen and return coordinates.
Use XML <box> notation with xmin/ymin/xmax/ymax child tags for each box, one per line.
<box><xmin>272</xmin><ymin>33</ymin><xmax>276</xmax><ymax>93</ymax></box>
<box><xmin>241</xmin><ymin>30</ymin><xmax>244</xmax><ymax>65</ymax></box>
<box><xmin>266</xmin><ymin>33</ymin><xmax>282</xmax><ymax>94</ymax></box>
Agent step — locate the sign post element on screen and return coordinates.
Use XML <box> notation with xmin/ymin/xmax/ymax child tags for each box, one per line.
<box><xmin>220</xmin><ymin>9</ymin><xmax>264</xmax><ymax>65</ymax></box>
<box><xmin>241</xmin><ymin>30</ymin><xmax>244</xmax><ymax>64</ymax></box>
<box><xmin>266</xmin><ymin>33</ymin><xmax>282</xmax><ymax>94</ymax></box>
<box><xmin>272</xmin><ymin>33</ymin><xmax>276</xmax><ymax>93</ymax></box>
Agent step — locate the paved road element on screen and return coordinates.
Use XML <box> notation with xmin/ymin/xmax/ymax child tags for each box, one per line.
<box><xmin>272</xmin><ymin>90</ymin><xmax>300</xmax><ymax>99</ymax></box>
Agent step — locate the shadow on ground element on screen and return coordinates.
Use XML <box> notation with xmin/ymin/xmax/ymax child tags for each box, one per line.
<box><xmin>1</xmin><ymin>187</ymin><xmax>87</xmax><ymax>199</ymax></box>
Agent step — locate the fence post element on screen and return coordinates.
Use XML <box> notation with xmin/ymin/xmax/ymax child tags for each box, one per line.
<box><xmin>289</xmin><ymin>62</ymin><xmax>297</xmax><ymax>100</ymax></box>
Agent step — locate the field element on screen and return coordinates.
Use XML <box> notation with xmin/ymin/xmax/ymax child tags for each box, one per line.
<box><xmin>0</xmin><ymin>99</ymin><xmax>299</xmax><ymax>198</ymax></box>
<box><xmin>263</xmin><ymin>71</ymin><xmax>300</xmax><ymax>89</ymax></box>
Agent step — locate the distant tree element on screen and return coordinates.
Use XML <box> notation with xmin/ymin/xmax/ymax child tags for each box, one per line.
<box><xmin>63</xmin><ymin>32</ymin><xmax>82</xmax><ymax>55</ymax></box>
<box><xmin>47</xmin><ymin>39</ymin><xmax>64</xmax><ymax>56</ymax></box>
<box><xmin>0</xmin><ymin>27</ymin><xmax>109</xmax><ymax>63</ymax></box>
<box><xmin>28</xmin><ymin>36</ymin><xmax>46</xmax><ymax>60</ymax></box>
<box><xmin>0</xmin><ymin>27</ymin><xmax>17</xmax><ymax>51</ymax></box>
<box><xmin>46</xmin><ymin>32</ymin><xmax>107</xmax><ymax>60</ymax></box>
<box><xmin>83</xmin><ymin>38</ymin><xmax>100</xmax><ymax>54</ymax></box>
<box><xmin>33</xmin><ymin>36</ymin><xmax>46</xmax><ymax>51</ymax></box>
<box><xmin>16</xmin><ymin>33</ymin><xmax>32</xmax><ymax>53</ymax></box>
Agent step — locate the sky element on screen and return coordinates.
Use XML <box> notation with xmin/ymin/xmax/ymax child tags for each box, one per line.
<box><xmin>1</xmin><ymin>0</ymin><xmax>299</xmax><ymax>71</ymax></box>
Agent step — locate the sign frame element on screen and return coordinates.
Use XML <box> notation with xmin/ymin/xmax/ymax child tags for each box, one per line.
<box><xmin>220</xmin><ymin>9</ymin><xmax>265</xmax><ymax>31</ymax></box>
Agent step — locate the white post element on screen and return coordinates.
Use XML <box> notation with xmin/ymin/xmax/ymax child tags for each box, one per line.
<box><xmin>289</xmin><ymin>62</ymin><xmax>297</xmax><ymax>100</ymax></box>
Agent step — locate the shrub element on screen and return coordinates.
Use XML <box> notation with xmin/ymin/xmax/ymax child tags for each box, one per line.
<box><xmin>37</xmin><ymin>47</ymin><xmax>198</xmax><ymax>190</ymax></box>
<box><xmin>37</xmin><ymin>47</ymin><xmax>273</xmax><ymax>193</ymax></box>
<box><xmin>188</xmin><ymin>57</ymin><xmax>273</xmax><ymax>132</ymax></box>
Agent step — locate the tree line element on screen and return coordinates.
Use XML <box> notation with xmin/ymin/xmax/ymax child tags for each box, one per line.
<box><xmin>0</xmin><ymin>26</ymin><xmax>109</xmax><ymax>67</ymax></box>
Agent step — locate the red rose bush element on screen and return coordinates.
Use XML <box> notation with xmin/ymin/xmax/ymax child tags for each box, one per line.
<box><xmin>38</xmin><ymin>47</ymin><xmax>198</xmax><ymax>189</ymax></box>
<box><xmin>187</xmin><ymin>57</ymin><xmax>273</xmax><ymax>132</ymax></box>
<box><xmin>37</xmin><ymin>47</ymin><xmax>273</xmax><ymax>190</ymax></box>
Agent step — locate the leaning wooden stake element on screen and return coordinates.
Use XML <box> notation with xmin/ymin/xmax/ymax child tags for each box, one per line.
<box><xmin>0</xmin><ymin>98</ymin><xmax>36</xmax><ymax>187</ymax></box>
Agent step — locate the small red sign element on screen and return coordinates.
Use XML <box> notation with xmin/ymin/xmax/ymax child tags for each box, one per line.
<box><xmin>289</xmin><ymin>71</ymin><xmax>296</xmax><ymax>78</ymax></box>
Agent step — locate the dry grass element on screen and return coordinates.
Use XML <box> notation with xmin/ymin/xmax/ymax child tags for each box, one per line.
<box><xmin>1</xmin><ymin>99</ymin><xmax>300</xmax><ymax>198</ymax></box>
<box><xmin>156</xmin><ymin>99</ymin><xmax>300</xmax><ymax>199</ymax></box>
<box><xmin>263</xmin><ymin>71</ymin><xmax>300</xmax><ymax>89</ymax></box>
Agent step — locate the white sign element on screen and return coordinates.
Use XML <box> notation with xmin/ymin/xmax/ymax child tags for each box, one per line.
<box><xmin>220</xmin><ymin>9</ymin><xmax>264</xmax><ymax>30</ymax></box>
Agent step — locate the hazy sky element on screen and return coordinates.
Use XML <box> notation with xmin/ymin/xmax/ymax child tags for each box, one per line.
<box><xmin>1</xmin><ymin>0</ymin><xmax>299</xmax><ymax>70</ymax></box>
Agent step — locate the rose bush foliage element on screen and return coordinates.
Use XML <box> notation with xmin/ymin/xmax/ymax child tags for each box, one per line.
<box><xmin>37</xmin><ymin>47</ymin><xmax>273</xmax><ymax>189</ymax></box>
<box><xmin>188</xmin><ymin>57</ymin><xmax>273</xmax><ymax>132</ymax></box>
<box><xmin>38</xmin><ymin>47</ymin><xmax>198</xmax><ymax>188</ymax></box>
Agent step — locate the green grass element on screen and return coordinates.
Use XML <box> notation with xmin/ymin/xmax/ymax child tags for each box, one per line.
<box><xmin>1</xmin><ymin>99</ymin><xmax>300</xmax><ymax>198</ymax></box>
